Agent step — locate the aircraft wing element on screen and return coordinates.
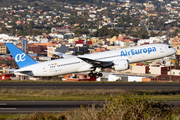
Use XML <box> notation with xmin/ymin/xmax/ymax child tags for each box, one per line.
<box><xmin>45</xmin><ymin>50</ymin><xmax>74</xmax><ymax>58</ymax></box>
<box><xmin>78</xmin><ymin>57</ymin><xmax>113</xmax><ymax>68</ymax></box>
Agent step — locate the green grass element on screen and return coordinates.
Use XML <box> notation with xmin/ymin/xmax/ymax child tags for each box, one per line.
<box><xmin>0</xmin><ymin>94</ymin><xmax>180</xmax><ymax>101</ymax></box>
<box><xmin>147</xmin><ymin>95</ymin><xmax>180</xmax><ymax>101</ymax></box>
<box><xmin>0</xmin><ymin>114</ymin><xmax>20</xmax><ymax>120</ymax></box>
<box><xmin>0</xmin><ymin>95</ymin><xmax>106</xmax><ymax>101</ymax></box>
<box><xmin>0</xmin><ymin>89</ymin><xmax>179</xmax><ymax>101</ymax></box>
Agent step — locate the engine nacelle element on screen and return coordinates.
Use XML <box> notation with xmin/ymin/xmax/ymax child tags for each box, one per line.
<box><xmin>112</xmin><ymin>59</ymin><xmax>130</xmax><ymax>71</ymax></box>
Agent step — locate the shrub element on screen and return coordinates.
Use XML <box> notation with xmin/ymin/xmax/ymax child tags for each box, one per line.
<box><xmin>67</xmin><ymin>94</ymin><xmax>178</xmax><ymax>120</ymax></box>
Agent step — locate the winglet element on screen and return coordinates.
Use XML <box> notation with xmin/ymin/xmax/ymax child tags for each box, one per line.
<box><xmin>5</xmin><ymin>43</ymin><xmax>38</xmax><ymax>68</ymax></box>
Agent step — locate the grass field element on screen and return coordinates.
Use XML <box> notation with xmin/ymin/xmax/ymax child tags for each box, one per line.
<box><xmin>0</xmin><ymin>88</ymin><xmax>180</xmax><ymax>101</ymax></box>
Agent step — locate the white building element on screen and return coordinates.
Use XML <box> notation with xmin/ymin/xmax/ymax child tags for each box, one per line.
<box><xmin>137</xmin><ymin>37</ymin><xmax>163</xmax><ymax>45</ymax></box>
<box><xmin>132</xmin><ymin>65</ymin><xmax>148</xmax><ymax>74</ymax></box>
<box><xmin>49</xmin><ymin>33</ymin><xmax>64</xmax><ymax>39</ymax></box>
<box><xmin>168</xmin><ymin>69</ymin><xmax>180</xmax><ymax>76</ymax></box>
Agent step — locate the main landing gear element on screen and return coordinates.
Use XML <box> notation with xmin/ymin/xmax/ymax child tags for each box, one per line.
<box><xmin>88</xmin><ymin>67</ymin><xmax>103</xmax><ymax>78</ymax></box>
<box><xmin>88</xmin><ymin>72</ymin><xmax>103</xmax><ymax>78</ymax></box>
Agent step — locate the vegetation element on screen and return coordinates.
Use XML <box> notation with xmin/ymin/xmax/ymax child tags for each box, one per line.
<box><xmin>0</xmin><ymin>94</ymin><xmax>180</xmax><ymax>120</ymax></box>
<box><xmin>136</xmin><ymin>24</ymin><xmax>149</xmax><ymax>39</ymax></box>
<box><xmin>0</xmin><ymin>89</ymin><xmax>180</xmax><ymax>101</ymax></box>
<box><xmin>0</xmin><ymin>59</ymin><xmax>18</xmax><ymax>68</ymax></box>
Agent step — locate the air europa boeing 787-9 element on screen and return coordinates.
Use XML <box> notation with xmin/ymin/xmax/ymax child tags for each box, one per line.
<box><xmin>5</xmin><ymin>43</ymin><xmax>176</xmax><ymax>77</ymax></box>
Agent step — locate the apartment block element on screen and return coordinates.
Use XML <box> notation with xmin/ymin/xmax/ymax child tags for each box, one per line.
<box><xmin>0</xmin><ymin>43</ymin><xmax>8</xmax><ymax>54</ymax></box>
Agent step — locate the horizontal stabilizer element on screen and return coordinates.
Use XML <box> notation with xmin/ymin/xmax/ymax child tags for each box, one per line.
<box><xmin>5</xmin><ymin>69</ymin><xmax>17</xmax><ymax>72</ymax></box>
<box><xmin>5</xmin><ymin>69</ymin><xmax>33</xmax><ymax>76</ymax></box>
<box><xmin>15</xmin><ymin>69</ymin><xmax>33</xmax><ymax>76</ymax></box>
<box><xmin>45</xmin><ymin>50</ymin><xmax>74</xmax><ymax>58</ymax></box>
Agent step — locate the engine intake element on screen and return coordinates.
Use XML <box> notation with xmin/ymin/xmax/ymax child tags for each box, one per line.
<box><xmin>112</xmin><ymin>59</ymin><xmax>130</xmax><ymax>71</ymax></box>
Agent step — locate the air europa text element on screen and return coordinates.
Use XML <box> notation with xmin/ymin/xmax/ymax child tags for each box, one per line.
<box><xmin>121</xmin><ymin>47</ymin><xmax>156</xmax><ymax>57</ymax></box>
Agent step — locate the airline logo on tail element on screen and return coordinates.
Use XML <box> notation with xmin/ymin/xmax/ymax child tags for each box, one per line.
<box><xmin>5</xmin><ymin>43</ymin><xmax>38</xmax><ymax>68</ymax></box>
<box><xmin>15</xmin><ymin>53</ymin><xmax>26</xmax><ymax>62</ymax></box>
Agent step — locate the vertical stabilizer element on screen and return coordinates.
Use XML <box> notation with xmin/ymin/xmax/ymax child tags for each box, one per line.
<box><xmin>5</xmin><ymin>43</ymin><xmax>38</xmax><ymax>68</ymax></box>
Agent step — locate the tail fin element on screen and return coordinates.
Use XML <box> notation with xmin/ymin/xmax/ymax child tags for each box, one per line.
<box><xmin>5</xmin><ymin>43</ymin><xmax>38</xmax><ymax>68</ymax></box>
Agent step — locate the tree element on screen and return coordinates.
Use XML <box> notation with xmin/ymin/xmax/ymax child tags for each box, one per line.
<box><xmin>149</xmin><ymin>16</ymin><xmax>154</xmax><ymax>23</ymax></box>
<box><xmin>150</xmin><ymin>30</ymin><xmax>156</xmax><ymax>37</ymax></box>
<box><xmin>78</xmin><ymin>51</ymin><xmax>84</xmax><ymax>55</ymax></box>
<box><xmin>157</xmin><ymin>30</ymin><xmax>163</xmax><ymax>36</ymax></box>
<box><xmin>52</xmin><ymin>54</ymin><xmax>60</xmax><ymax>58</ymax></box>
<box><xmin>28</xmin><ymin>21</ymin><xmax>35</xmax><ymax>29</ymax></box>
<box><xmin>136</xmin><ymin>24</ymin><xmax>149</xmax><ymax>39</ymax></box>
<box><xmin>75</xmin><ymin>29</ymin><xmax>89</xmax><ymax>36</ymax></box>
<box><xmin>171</xmin><ymin>29</ymin><xmax>178</xmax><ymax>37</ymax></box>
<box><xmin>174</xmin><ymin>58</ymin><xmax>179</xmax><ymax>69</ymax></box>
<box><xmin>1</xmin><ymin>26</ymin><xmax>8</xmax><ymax>33</ymax></box>
<box><xmin>10</xmin><ymin>29</ymin><xmax>16</xmax><ymax>35</ymax></box>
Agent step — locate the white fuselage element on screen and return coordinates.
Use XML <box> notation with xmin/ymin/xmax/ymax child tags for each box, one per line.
<box><xmin>14</xmin><ymin>44</ymin><xmax>177</xmax><ymax>76</ymax></box>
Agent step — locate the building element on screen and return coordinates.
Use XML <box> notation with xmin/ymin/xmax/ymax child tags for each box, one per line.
<box><xmin>121</xmin><ymin>76</ymin><xmax>148</xmax><ymax>82</ymax></box>
<box><xmin>149</xmin><ymin>64</ymin><xmax>168</xmax><ymax>75</ymax></box>
<box><xmin>132</xmin><ymin>64</ymin><xmax>149</xmax><ymax>74</ymax></box>
<box><xmin>28</xmin><ymin>45</ymin><xmax>47</xmax><ymax>56</ymax></box>
<box><xmin>62</xmin><ymin>73</ymin><xmax>96</xmax><ymax>81</ymax></box>
<box><xmin>75</xmin><ymin>39</ymin><xmax>92</xmax><ymax>47</ymax></box>
<box><xmin>108</xmin><ymin>74</ymin><xmax>152</xmax><ymax>82</ymax></box>
<box><xmin>0</xmin><ymin>43</ymin><xmax>9</xmax><ymax>54</ymax></box>
<box><xmin>28</xmin><ymin>42</ymin><xmax>57</xmax><ymax>56</ymax></box>
<box><xmin>152</xmin><ymin>74</ymin><xmax>180</xmax><ymax>82</ymax></box>
<box><xmin>21</xmin><ymin>38</ymin><xmax>27</xmax><ymax>53</ymax></box>
<box><xmin>93</xmin><ymin>47</ymin><xmax>107</xmax><ymax>53</ymax></box>
<box><xmin>51</xmin><ymin>27</ymin><xmax>70</xmax><ymax>33</ymax></box>
<box><xmin>119</xmin><ymin>0</ymin><xmax>131</xmax><ymax>2</ymax></box>
<box><xmin>168</xmin><ymin>69</ymin><xmax>180</xmax><ymax>76</ymax></box>
<box><xmin>69</xmin><ymin>46</ymin><xmax>89</xmax><ymax>55</ymax></box>
<box><xmin>56</xmin><ymin>44</ymin><xmax>69</xmax><ymax>53</ymax></box>
<box><xmin>173</xmin><ymin>45</ymin><xmax>180</xmax><ymax>55</ymax></box>
<box><xmin>0</xmin><ymin>73</ymin><xmax>12</xmax><ymax>80</ymax></box>
<box><xmin>46</xmin><ymin>44</ymin><xmax>69</xmax><ymax>57</ymax></box>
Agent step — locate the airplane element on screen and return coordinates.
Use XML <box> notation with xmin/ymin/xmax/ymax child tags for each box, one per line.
<box><xmin>5</xmin><ymin>43</ymin><xmax>177</xmax><ymax>77</ymax></box>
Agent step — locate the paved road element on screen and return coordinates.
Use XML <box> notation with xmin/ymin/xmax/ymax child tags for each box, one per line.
<box><xmin>0</xmin><ymin>101</ymin><xmax>179</xmax><ymax>114</ymax></box>
<box><xmin>0</xmin><ymin>82</ymin><xmax>179</xmax><ymax>89</ymax></box>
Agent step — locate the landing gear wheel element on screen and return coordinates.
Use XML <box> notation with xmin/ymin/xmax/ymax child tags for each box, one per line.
<box><xmin>94</xmin><ymin>73</ymin><xmax>98</xmax><ymax>78</ymax></box>
<box><xmin>88</xmin><ymin>73</ymin><xmax>93</xmax><ymax>77</ymax></box>
<box><xmin>98</xmin><ymin>73</ymin><xmax>103</xmax><ymax>77</ymax></box>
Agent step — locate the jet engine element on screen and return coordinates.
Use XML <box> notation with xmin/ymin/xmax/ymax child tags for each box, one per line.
<box><xmin>112</xmin><ymin>59</ymin><xmax>130</xmax><ymax>71</ymax></box>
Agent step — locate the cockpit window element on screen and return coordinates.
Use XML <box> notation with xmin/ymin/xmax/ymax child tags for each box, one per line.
<box><xmin>168</xmin><ymin>46</ymin><xmax>172</xmax><ymax>48</ymax></box>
